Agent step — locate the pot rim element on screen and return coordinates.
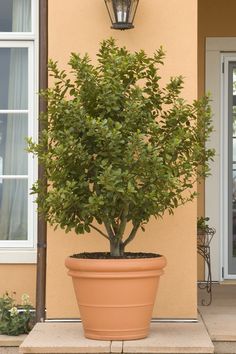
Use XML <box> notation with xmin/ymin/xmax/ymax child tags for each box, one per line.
<box><xmin>65</xmin><ymin>254</ymin><xmax>167</xmax><ymax>272</ymax></box>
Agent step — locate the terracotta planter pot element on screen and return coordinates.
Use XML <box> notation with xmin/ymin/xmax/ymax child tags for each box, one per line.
<box><xmin>65</xmin><ymin>255</ymin><xmax>167</xmax><ymax>340</ymax></box>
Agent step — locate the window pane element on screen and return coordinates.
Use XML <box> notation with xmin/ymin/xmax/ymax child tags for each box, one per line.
<box><xmin>0</xmin><ymin>179</ymin><xmax>28</xmax><ymax>240</ymax></box>
<box><xmin>0</xmin><ymin>0</ymin><xmax>31</xmax><ymax>32</ymax></box>
<box><xmin>0</xmin><ymin>113</ymin><xmax>28</xmax><ymax>175</ymax></box>
<box><xmin>0</xmin><ymin>48</ymin><xmax>28</xmax><ymax>110</ymax></box>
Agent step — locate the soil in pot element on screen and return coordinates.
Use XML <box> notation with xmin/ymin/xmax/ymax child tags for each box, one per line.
<box><xmin>71</xmin><ymin>252</ymin><xmax>162</xmax><ymax>259</ymax></box>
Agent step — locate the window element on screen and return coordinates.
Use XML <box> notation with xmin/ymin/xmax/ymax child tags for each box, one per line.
<box><xmin>0</xmin><ymin>0</ymin><xmax>38</xmax><ymax>262</ymax></box>
<box><xmin>0</xmin><ymin>0</ymin><xmax>31</xmax><ymax>32</ymax></box>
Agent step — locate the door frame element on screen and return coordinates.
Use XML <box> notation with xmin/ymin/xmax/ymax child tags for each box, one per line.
<box><xmin>221</xmin><ymin>54</ymin><xmax>236</xmax><ymax>278</ymax></box>
<box><xmin>205</xmin><ymin>37</ymin><xmax>236</xmax><ymax>280</ymax></box>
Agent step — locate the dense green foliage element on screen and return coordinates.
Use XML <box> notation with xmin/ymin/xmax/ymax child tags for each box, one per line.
<box><xmin>0</xmin><ymin>293</ymin><xmax>33</xmax><ymax>336</ymax></box>
<box><xmin>197</xmin><ymin>217</ymin><xmax>210</xmax><ymax>232</ymax></box>
<box><xmin>28</xmin><ymin>38</ymin><xmax>214</xmax><ymax>256</ymax></box>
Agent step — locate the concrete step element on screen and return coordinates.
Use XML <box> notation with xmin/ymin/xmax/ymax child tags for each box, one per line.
<box><xmin>201</xmin><ymin>312</ymin><xmax>236</xmax><ymax>354</ymax></box>
<box><xmin>19</xmin><ymin>319</ymin><xmax>214</xmax><ymax>354</ymax></box>
<box><xmin>0</xmin><ymin>334</ymin><xmax>27</xmax><ymax>354</ymax></box>
<box><xmin>213</xmin><ymin>341</ymin><xmax>236</xmax><ymax>354</ymax></box>
<box><xmin>199</xmin><ymin>309</ymin><xmax>236</xmax><ymax>342</ymax></box>
<box><xmin>198</xmin><ymin>284</ymin><xmax>236</xmax><ymax>353</ymax></box>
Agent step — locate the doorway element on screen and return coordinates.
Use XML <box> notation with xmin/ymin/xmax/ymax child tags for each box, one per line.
<box><xmin>205</xmin><ymin>38</ymin><xmax>236</xmax><ymax>281</ymax></box>
<box><xmin>222</xmin><ymin>54</ymin><xmax>236</xmax><ymax>276</ymax></box>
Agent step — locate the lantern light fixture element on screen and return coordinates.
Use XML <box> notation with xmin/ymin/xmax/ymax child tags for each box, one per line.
<box><xmin>104</xmin><ymin>0</ymin><xmax>139</xmax><ymax>30</ymax></box>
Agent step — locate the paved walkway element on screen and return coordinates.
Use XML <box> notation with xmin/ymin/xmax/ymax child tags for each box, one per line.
<box><xmin>199</xmin><ymin>283</ymin><xmax>236</xmax><ymax>353</ymax></box>
<box><xmin>199</xmin><ymin>284</ymin><xmax>236</xmax><ymax>341</ymax></box>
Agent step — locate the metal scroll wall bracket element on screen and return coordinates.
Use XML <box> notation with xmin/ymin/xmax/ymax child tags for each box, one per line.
<box><xmin>197</xmin><ymin>227</ymin><xmax>216</xmax><ymax>306</ymax></box>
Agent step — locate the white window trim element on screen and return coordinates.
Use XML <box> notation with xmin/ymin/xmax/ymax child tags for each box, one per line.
<box><xmin>0</xmin><ymin>250</ymin><xmax>37</xmax><ymax>263</ymax></box>
<box><xmin>0</xmin><ymin>0</ymin><xmax>39</xmax><ymax>263</ymax></box>
<box><xmin>0</xmin><ymin>33</ymin><xmax>35</xmax><ymax>40</ymax></box>
<box><xmin>0</xmin><ymin>0</ymin><xmax>36</xmax><ymax>40</ymax></box>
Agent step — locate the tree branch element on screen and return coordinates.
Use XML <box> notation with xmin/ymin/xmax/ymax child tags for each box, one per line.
<box><xmin>88</xmin><ymin>224</ymin><xmax>110</xmax><ymax>240</ymax></box>
<box><xmin>112</xmin><ymin>220</ymin><xmax>119</xmax><ymax>235</ymax></box>
<box><xmin>104</xmin><ymin>219</ymin><xmax>115</xmax><ymax>240</ymax></box>
<box><xmin>123</xmin><ymin>222</ymin><xmax>140</xmax><ymax>248</ymax></box>
<box><xmin>116</xmin><ymin>204</ymin><xmax>129</xmax><ymax>241</ymax></box>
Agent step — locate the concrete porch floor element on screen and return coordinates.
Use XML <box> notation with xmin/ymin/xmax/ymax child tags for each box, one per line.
<box><xmin>198</xmin><ymin>283</ymin><xmax>236</xmax><ymax>353</ymax></box>
<box><xmin>13</xmin><ymin>284</ymin><xmax>236</xmax><ymax>354</ymax></box>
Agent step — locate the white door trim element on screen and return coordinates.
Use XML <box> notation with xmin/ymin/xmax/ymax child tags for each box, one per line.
<box><xmin>221</xmin><ymin>54</ymin><xmax>236</xmax><ymax>279</ymax></box>
<box><xmin>206</xmin><ymin>37</ymin><xmax>236</xmax><ymax>280</ymax></box>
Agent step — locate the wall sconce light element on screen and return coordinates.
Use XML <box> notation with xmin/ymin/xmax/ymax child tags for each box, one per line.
<box><xmin>104</xmin><ymin>0</ymin><xmax>139</xmax><ymax>30</ymax></box>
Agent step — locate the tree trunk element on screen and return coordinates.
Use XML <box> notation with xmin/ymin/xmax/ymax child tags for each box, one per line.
<box><xmin>110</xmin><ymin>240</ymin><xmax>124</xmax><ymax>257</ymax></box>
<box><xmin>119</xmin><ymin>243</ymin><xmax>124</xmax><ymax>256</ymax></box>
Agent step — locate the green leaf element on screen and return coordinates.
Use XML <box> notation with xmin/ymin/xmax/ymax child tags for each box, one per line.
<box><xmin>29</xmin><ymin>38</ymin><xmax>214</xmax><ymax>255</ymax></box>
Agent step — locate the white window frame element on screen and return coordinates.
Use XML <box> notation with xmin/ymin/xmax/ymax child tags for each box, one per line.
<box><xmin>0</xmin><ymin>0</ymin><xmax>39</xmax><ymax>263</ymax></box>
<box><xmin>0</xmin><ymin>0</ymin><xmax>37</xmax><ymax>39</ymax></box>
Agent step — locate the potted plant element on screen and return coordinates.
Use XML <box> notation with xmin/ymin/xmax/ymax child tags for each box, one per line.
<box><xmin>197</xmin><ymin>217</ymin><xmax>215</xmax><ymax>247</ymax></box>
<box><xmin>28</xmin><ymin>38</ymin><xmax>214</xmax><ymax>340</ymax></box>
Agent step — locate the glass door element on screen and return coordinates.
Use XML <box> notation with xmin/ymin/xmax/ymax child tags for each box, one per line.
<box><xmin>228</xmin><ymin>61</ymin><xmax>236</xmax><ymax>275</ymax></box>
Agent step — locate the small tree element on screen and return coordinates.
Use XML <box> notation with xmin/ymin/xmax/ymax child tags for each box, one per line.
<box><xmin>28</xmin><ymin>38</ymin><xmax>214</xmax><ymax>257</ymax></box>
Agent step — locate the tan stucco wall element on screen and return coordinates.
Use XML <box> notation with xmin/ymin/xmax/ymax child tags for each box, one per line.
<box><xmin>197</xmin><ymin>0</ymin><xmax>236</xmax><ymax>280</ymax></box>
<box><xmin>0</xmin><ymin>265</ymin><xmax>36</xmax><ymax>306</ymax></box>
<box><xmin>198</xmin><ymin>0</ymin><xmax>236</xmax><ymax>97</ymax></box>
<box><xmin>46</xmin><ymin>0</ymin><xmax>198</xmax><ymax>319</ymax></box>
<box><xmin>198</xmin><ymin>0</ymin><xmax>236</xmax><ymax>190</ymax></box>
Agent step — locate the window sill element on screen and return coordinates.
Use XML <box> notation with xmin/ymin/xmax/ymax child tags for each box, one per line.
<box><xmin>0</xmin><ymin>249</ymin><xmax>37</xmax><ymax>263</ymax></box>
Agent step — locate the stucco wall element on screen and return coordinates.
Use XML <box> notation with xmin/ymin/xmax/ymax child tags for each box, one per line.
<box><xmin>198</xmin><ymin>0</ymin><xmax>236</xmax><ymax>97</ymax></box>
<box><xmin>46</xmin><ymin>0</ymin><xmax>198</xmax><ymax>319</ymax></box>
<box><xmin>198</xmin><ymin>0</ymin><xmax>236</xmax><ymax>211</ymax></box>
<box><xmin>0</xmin><ymin>265</ymin><xmax>36</xmax><ymax>306</ymax></box>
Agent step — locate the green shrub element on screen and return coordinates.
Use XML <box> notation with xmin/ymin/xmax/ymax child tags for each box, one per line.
<box><xmin>0</xmin><ymin>292</ymin><xmax>34</xmax><ymax>336</ymax></box>
<box><xmin>28</xmin><ymin>38</ymin><xmax>214</xmax><ymax>257</ymax></box>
